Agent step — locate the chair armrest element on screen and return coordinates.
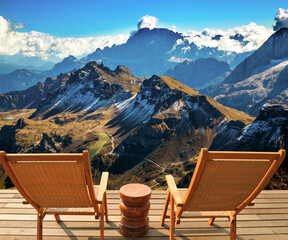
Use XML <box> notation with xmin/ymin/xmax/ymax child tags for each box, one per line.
<box><xmin>97</xmin><ymin>172</ymin><xmax>109</xmax><ymax>202</ymax></box>
<box><xmin>166</xmin><ymin>175</ymin><xmax>183</xmax><ymax>206</ymax></box>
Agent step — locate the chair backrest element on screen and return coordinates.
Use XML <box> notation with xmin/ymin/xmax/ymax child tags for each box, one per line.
<box><xmin>180</xmin><ymin>148</ymin><xmax>286</xmax><ymax>214</ymax></box>
<box><xmin>0</xmin><ymin>151</ymin><xmax>97</xmax><ymax>211</ymax></box>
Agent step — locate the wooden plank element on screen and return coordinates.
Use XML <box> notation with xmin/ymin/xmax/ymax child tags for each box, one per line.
<box><xmin>2</xmin><ymin>207</ymin><xmax>288</xmax><ymax>217</ymax></box>
<box><xmin>0</xmin><ymin>189</ymin><xmax>284</xmax><ymax>196</ymax></box>
<box><xmin>0</xmin><ymin>236</ymin><xmax>287</xmax><ymax>240</ymax></box>
<box><xmin>0</xmin><ymin>225</ymin><xmax>286</xmax><ymax>237</ymax></box>
<box><xmin>2</xmin><ymin>198</ymin><xmax>287</xmax><ymax>212</ymax></box>
<box><xmin>3</xmin><ymin>203</ymin><xmax>34</xmax><ymax>208</ymax></box>
<box><xmin>0</xmin><ymin>190</ymin><xmax>19</xmax><ymax>194</ymax></box>
<box><xmin>0</xmin><ymin>194</ymin><xmax>17</xmax><ymax>198</ymax></box>
<box><xmin>0</xmin><ymin>214</ymin><xmax>265</xmax><ymax>222</ymax></box>
<box><xmin>259</xmin><ymin>190</ymin><xmax>288</xmax><ymax>194</ymax></box>
<box><xmin>1</xmin><ymin>219</ymin><xmax>288</xmax><ymax>229</ymax></box>
<box><xmin>0</xmin><ymin>189</ymin><xmax>278</xmax><ymax>194</ymax></box>
<box><xmin>117</xmin><ymin>197</ymin><xmax>288</xmax><ymax>204</ymax></box>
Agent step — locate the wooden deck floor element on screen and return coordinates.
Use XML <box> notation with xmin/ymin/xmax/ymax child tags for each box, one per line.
<box><xmin>0</xmin><ymin>189</ymin><xmax>288</xmax><ymax>239</ymax></box>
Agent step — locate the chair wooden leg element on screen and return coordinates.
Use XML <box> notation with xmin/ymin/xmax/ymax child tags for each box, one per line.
<box><xmin>54</xmin><ymin>213</ymin><xmax>60</xmax><ymax>223</ymax></box>
<box><xmin>37</xmin><ymin>212</ymin><xmax>43</xmax><ymax>240</ymax></box>
<box><xmin>230</xmin><ymin>215</ymin><xmax>236</xmax><ymax>240</ymax></box>
<box><xmin>160</xmin><ymin>190</ymin><xmax>170</xmax><ymax>226</ymax></box>
<box><xmin>169</xmin><ymin>194</ymin><xmax>175</xmax><ymax>240</ymax></box>
<box><xmin>104</xmin><ymin>192</ymin><xmax>108</xmax><ymax>223</ymax></box>
<box><xmin>208</xmin><ymin>217</ymin><xmax>215</xmax><ymax>225</ymax></box>
<box><xmin>100</xmin><ymin>203</ymin><xmax>104</xmax><ymax>240</ymax></box>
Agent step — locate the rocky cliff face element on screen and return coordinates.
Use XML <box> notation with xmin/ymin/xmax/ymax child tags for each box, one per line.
<box><xmin>202</xmin><ymin>28</ymin><xmax>288</xmax><ymax>116</ymax></box>
<box><xmin>165</xmin><ymin>58</ymin><xmax>231</xmax><ymax>90</ymax></box>
<box><xmin>211</xmin><ymin>104</ymin><xmax>288</xmax><ymax>189</ymax></box>
<box><xmin>0</xmin><ymin>118</ymin><xmax>27</xmax><ymax>153</ymax></box>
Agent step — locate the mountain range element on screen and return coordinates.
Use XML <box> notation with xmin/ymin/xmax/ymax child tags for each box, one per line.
<box><xmin>164</xmin><ymin>58</ymin><xmax>231</xmax><ymax>90</ymax></box>
<box><xmin>0</xmin><ymin>61</ymin><xmax>253</xmax><ymax>189</ymax></box>
<box><xmin>0</xmin><ymin>27</ymin><xmax>254</xmax><ymax>92</ymax></box>
<box><xmin>0</xmin><ymin>69</ymin><xmax>46</xmax><ymax>93</ymax></box>
<box><xmin>0</xmin><ymin>27</ymin><xmax>262</xmax><ymax>94</ymax></box>
<box><xmin>202</xmin><ymin>28</ymin><xmax>288</xmax><ymax>116</ymax></box>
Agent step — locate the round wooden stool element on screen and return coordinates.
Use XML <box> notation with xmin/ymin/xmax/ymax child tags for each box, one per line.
<box><xmin>119</xmin><ymin>183</ymin><xmax>151</xmax><ymax>237</ymax></box>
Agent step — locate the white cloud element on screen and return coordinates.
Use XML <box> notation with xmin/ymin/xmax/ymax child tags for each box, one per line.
<box><xmin>184</xmin><ymin>22</ymin><xmax>273</xmax><ymax>53</ymax></box>
<box><xmin>171</xmin><ymin>25</ymin><xmax>177</xmax><ymax>32</ymax></box>
<box><xmin>273</xmin><ymin>8</ymin><xmax>288</xmax><ymax>31</ymax></box>
<box><xmin>12</xmin><ymin>22</ymin><xmax>26</xmax><ymax>30</ymax></box>
<box><xmin>168</xmin><ymin>56</ymin><xmax>190</xmax><ymax>63</ymax></box>
<box><xmin>0</xmin><ymin>16</ymin><xmax>129</xmax><ymax>61</ymax></box>
<box><xmin>0</xmin><ymin>15</ymin><xmax>275</xmax><ymax>62</ymax></box>
<box><xmin>137</xmin><ymin>15</ymin><xmax>158</xmax><ymax>30</ymax></box>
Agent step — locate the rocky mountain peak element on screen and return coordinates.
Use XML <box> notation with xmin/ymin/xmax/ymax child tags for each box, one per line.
<box><xmin>114</xmin><ymin>65</ymin><xmax>134</xmax><ymax>76</ymax></box>
<box><xmin>30</xmin><ymin>63</ymin><xmax>142</xmax><ymax>119</ymax></box>
<box><xmin>257</xmin><ymin>104</ymin><xmax>288</xmax><ymax>120</ymax></box>
<box><xmin>83</xmin><ymin>60</ymin><xmax>99</xmax><ymax>70</ymax></box>
<box><xmin>130</xmin><ymin>27</ymin><xmax>183</xmax><ymax>42</ymax></box>
<box><xmin>140</xmin><ymin>75</ymin><xmax>199</xmax><ymax>101</ymax></box>
<box><xmin>44</xmin><ymin>55</ymin><xmax>84</xmax><ymax>78</ymax></box>
<box><xmin>65</xmin><ymin>55</ymin><xmax>78</xmax><ymax>61</ymax></box>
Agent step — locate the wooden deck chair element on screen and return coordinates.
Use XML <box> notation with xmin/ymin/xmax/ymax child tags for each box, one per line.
<box><xmin>160</xmin><ymin>148</ymin><xmax>286</xmax><ymax>240</ymax></box>
<box><xmin>0</xmin><ymin>150</ymin><xmax>109</xmax><ymax>240</ymax></box>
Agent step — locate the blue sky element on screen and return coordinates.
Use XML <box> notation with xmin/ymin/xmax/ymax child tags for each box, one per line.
<box><xmin>0</xmin><ymin>0</ymin><xmax>286</xmax><ymax>37</ymax></box>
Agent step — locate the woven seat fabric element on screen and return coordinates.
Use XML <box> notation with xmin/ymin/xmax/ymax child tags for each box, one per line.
<box><xmin>12</xmin><ymin>162</ymin><xmax>92</xmax><ymax>208</ymax></box>
<box><xmin>185</xmin><ymin>160</ymin><xmax>271</xmax><ymax>211</ymax></box>
<box><xmin>181</xmin><ymin>210</ymin><xmax>230</xmax><ymax>218</ymax></box>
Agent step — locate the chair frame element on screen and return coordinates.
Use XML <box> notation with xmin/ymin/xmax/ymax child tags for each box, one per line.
<box><xmin>160</xmin><ymin>148</ymin><xmax>286</xmax><ymax>240</ymax></box>
<box><xmin>0</xmin><ymin>150</ymin><xmax>109</xmax><ymax>240</ymax></box>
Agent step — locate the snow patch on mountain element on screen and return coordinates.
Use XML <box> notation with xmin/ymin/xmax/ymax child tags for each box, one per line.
<box><xmin>115</xmin><ymin>95</ymin><xmax>136</xmax><ymax>111</ymax></box>
<box><xmin>118</xmin><ymin>94</ymin><xmax>157</xmax><ymax>126</ymax></box>
<box><xmin>251</xmin><ymin>59</ymin><xmax>288</xmax><ymax>76</ymax></box>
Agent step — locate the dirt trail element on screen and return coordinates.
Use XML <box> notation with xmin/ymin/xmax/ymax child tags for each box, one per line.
<box><xmin>108</xmin><ymin>134</ymin><xmax>115</xmax><ymax>154</ymax></box>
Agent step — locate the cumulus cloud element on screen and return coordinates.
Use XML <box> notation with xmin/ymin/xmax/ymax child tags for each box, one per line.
<box><xmin>184</xmin><ymin>22</ymin><xmax>273</xmax><ymax>53</ymax></box>
<box><xmin>137</xmin><ymin>15</ymin><xmax>158</xmax><ymax>30</ymax></box>
<box><xmin>273</xmin><ymin>8</ymin><xmax>288</xmax><ymax>31</ymax></box>
<box><xmin>0</xmin><ymin>16</ymin><xmax>129</xmax><ymax>61</ymax></box>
